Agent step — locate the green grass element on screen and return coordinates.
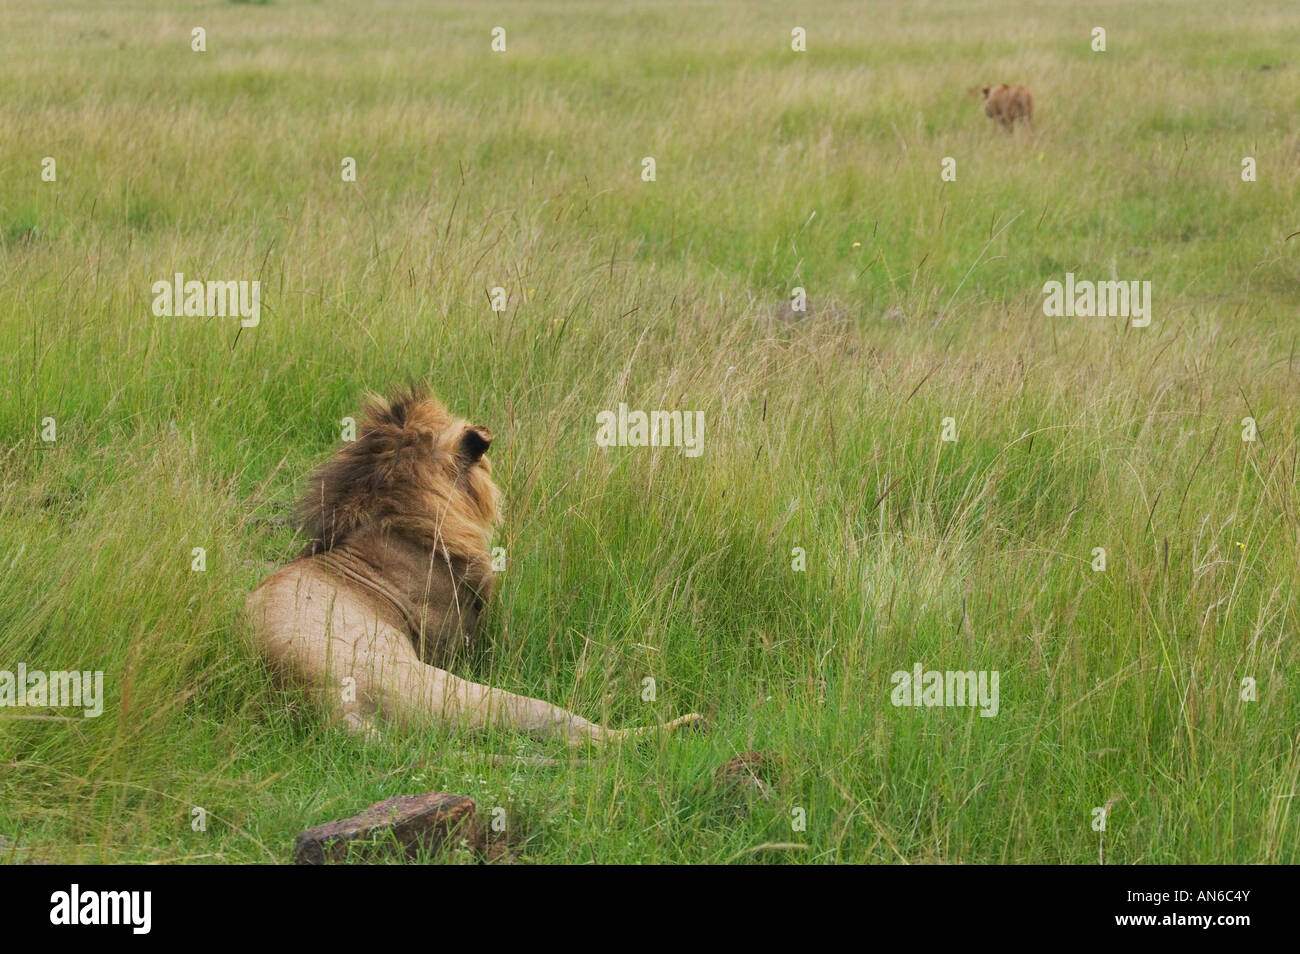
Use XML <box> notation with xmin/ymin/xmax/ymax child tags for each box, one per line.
<box><xmin>1</xmin><ymin>0</ymin><xmax>1298</xmax><ymax>864</ymax></box>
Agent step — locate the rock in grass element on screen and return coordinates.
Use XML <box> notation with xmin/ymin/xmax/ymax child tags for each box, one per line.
<box><xmin>294</xmin><ymin>793</ymin><xmax>480</xmax><ymax>864</ymax></box>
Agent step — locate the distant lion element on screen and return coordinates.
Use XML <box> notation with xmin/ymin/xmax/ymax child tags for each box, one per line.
<box><xmin>981</xmin><ymin>83</ymin><xmax>1034</xmax><ymax>130</ymax></box>
<box><xmin>246</xmin><ymin>387</ymin><xmax>702</xmax><ymax>745</ymax></box>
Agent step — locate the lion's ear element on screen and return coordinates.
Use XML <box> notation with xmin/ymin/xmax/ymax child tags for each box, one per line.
<box><xmin>459</xmin><ymin>425</ymin><xmax>493</xmax><ymax>463</ymax></box>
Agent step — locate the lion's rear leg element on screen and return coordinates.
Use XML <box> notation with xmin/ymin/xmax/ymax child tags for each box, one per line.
<box><xmin>376</xmin><ymin>648</ymin><xmax>606</xmax><ymax>744</ymax></box>
<box><xmin>374</xmin><ymin>641</ymin><xmax>704</xmax><ymax>746</ymax></box>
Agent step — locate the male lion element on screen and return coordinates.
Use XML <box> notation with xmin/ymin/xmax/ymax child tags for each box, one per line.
<box><xmin>246</xmin><ymin>388</ymin><xmax>701</xmax><ymax>746</ymax></box>
<box><xmin>981</xmin><ymin>83</ymin><xmax>1034</xmax><ymax>130</ymax></box>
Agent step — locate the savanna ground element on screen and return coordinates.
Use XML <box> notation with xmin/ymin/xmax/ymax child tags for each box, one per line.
<box><xmin>1</xmin><ymin>0</ymin><xmax>1298</xmax><ymax>864</ymax></box>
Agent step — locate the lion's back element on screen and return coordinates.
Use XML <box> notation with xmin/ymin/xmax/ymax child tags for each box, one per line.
<box><xmin>245</xmin><ymin>559</ymin><xmax>411</xmax><ymax>687</ymax></box>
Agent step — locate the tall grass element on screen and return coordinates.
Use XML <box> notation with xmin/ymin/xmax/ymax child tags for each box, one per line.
<box><xmin>0</xmin><ymin>0</ymin><xmax>1297</xmax><ymax>863</ymax></box>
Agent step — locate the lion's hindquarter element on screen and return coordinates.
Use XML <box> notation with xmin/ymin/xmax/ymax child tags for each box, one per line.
<box><xmin>1013</xmin><ymin>87</ymin><xmax>1033</xmax><ymax>124</ymax></box>
<box><xmin>245</xmin><ymin>561</ymin><xmax>599</xmax><ymax>740</ymax></box>
<box><xmin>245</xmin><ymin>561</ymin><xmax>424</xmax><ymax>721</ymax></box>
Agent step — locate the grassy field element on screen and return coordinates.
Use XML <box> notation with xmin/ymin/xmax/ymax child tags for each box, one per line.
<box><xmin>1</xmin><ymin>0</ymin><xmax>1298</xmax><ymax>864</ymax></box>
